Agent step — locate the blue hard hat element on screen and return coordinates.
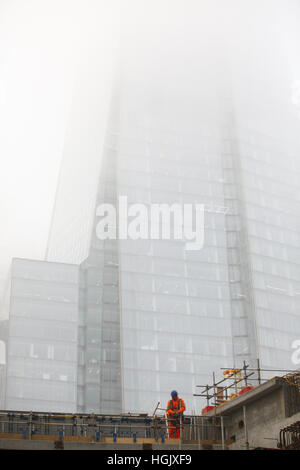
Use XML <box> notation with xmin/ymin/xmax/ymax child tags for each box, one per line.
<box><xmin>171</xmin><ymin>390</ymin><xmax>178</xmax><ymax>398</ymax></box>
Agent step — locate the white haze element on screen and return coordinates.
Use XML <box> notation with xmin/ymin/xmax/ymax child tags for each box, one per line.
<box><xmin>0</xmin><ymin>0</ymin><xmax>120</xmax><ymax>307</ymax></box>
<box><xmin>1</xmin><ymin>0</ymin><xmax>300</xmax><ymax>304</ymax></box>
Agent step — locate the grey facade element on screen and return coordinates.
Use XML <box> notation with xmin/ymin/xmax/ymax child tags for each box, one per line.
<box><xmin>71</xmin><ymin>31</ymin><xmax>300</xmax><ymax>413</ymax></box>
<box><xmin>0</xmin><ymin>320</ymin><xmax>8</xmax><ymax>409</ymax></box>
<box><xmin>78</xmin><ymin>131</ymin><xmax>123</xmax><ymax>414</ymax></box>
<box><xmin>5</xmin><ymin>259</ymin><xmax>80</xmax><ymax>412</ymax></box>
<box><xmin>3</xmin><ymin>132</ymin><xmax>300</xmax><ymax>415</ymax></box>
<box><xmin>76</xmin><ymin>89</ymin><xmax>300</xmax><ymax>414</ymax></box>
<box><xmin>237</xmin><ymin>131</ymin><xmax>300</xmax><ymax>372</ymax></box>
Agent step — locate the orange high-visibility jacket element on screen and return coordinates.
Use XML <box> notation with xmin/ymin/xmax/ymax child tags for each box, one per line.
<box><xmin>166</xmin><ymin>398</ymin><xmax>186</xmax><ymax>416</ymax></box>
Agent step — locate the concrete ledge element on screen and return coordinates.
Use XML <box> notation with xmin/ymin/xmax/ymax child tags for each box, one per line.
<box><xmin>0</xmin><ymin>438</ymin><xmax>225</xmax><ymax>450</ymax></box>
<box><xmin>206</xmin><ymin>377</ymin><xmax>284</xmax><ymax>416</ymax></box>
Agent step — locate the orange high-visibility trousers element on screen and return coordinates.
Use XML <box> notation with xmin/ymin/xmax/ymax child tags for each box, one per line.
<box><xmin>168</xmin><ymin>424</ymin><xmax>181</xmax><ymax>439</ymax></box>
<box><xmin>168</xmin><ymin>416</ymin><xmax>181</xmax><ymax>439</ymax></box>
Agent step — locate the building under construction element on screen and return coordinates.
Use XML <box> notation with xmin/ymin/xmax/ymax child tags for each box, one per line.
<box><xmin>0</xmin><ymin>364</ymin><xmax>299</xmax><ymax>450</ymax></box>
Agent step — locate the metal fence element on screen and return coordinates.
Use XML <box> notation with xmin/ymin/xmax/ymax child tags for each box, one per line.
<box><xmin>0</xmin><ymin>410</ymin><xmax>225</xmax><ymax>444</ymax></box>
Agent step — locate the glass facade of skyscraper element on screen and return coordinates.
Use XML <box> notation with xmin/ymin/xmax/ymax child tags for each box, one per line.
<box><xmin>236</xmin><ymin>129</ymin><xmax>300</xmax><ymax>371</ymax></box>
<box><xmin>5</xmin><ymin>259</ymin><xmax>79</xmax><ymax>412</ymax></box>
<box><xmin>3</xmin><ymin>1</ymin><xmax>300</xmax><ymax>416</ymax></box>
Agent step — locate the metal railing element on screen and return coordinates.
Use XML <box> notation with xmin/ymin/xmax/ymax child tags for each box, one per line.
<box><xmin>0</xmin><ymin>410</ymin><xmax>225</xmax><ymax>445</ymax></box>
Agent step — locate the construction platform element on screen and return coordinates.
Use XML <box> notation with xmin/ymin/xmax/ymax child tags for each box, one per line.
<box><xmin>0</xmin><ymin>410</ymin><xmax>229</xmax><ymax>450</ymax></box>
<box><xmin>1</xmin><ymin>365</ymin><xmax>299</xmax><ymax>450</ymax></box>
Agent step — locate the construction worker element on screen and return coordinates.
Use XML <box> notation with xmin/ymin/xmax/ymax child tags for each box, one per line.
<box><xmin>166</xmin><ymin>390</ymin><xmax>186</xmax><ymax>439</ymax></box>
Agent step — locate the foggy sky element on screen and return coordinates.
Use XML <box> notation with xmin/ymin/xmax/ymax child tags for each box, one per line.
<box><xmin>1</xmin><ymin>0</ymin><xmax>300</xmax><ymax>311</ymax></box>
<box><xmin>0</xmin><ymin>0</ymin><xmax>119</xmax><ymax>309</ymax></box>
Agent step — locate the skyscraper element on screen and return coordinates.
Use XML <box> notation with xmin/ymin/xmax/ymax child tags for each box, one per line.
<box><xmin>75</xmin><ymin>2</ymin><xmax>300</xmax><ymax>413</ymax></box>
<box><xmin>3</xmin><ymin>1</ymin><xmax>300</xmax><ymax>415</ymax></box>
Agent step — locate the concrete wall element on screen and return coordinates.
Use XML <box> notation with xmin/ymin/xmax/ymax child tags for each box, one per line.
<box><xmin>225</xmin><ymin>385</ymin><xmax>300</xmax><ymax>449</ymax></box>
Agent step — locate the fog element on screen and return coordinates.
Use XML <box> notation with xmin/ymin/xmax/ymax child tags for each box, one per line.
<box><xmin>0</xmin><ymin>0</ymin><xmax>119</xmax><ymax>307</ymax></box>
<box><xmin>2</xmin><ymin>0</ymin><xmax>300</xmax><ymax>295</ymax></box>
<box><xmin>121</xmin><ymin>0</ymin><xmax>300</xmax><ymax>131</ymax></box>
<box><xmin>45</xmin><ymin>0</ymin><xmax>300</xmax><ymax>270</ymax></box>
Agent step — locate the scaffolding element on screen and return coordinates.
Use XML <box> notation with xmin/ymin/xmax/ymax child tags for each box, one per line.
<box><xmin>194</xmin><ymin>359</ymin><xmax>300</xmax><ymax>411</ymax></box>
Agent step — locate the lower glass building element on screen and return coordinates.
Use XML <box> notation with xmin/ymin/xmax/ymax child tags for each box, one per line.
<box><xmin>5</xmin><ymin>259</ymin><xmax>79</xmax><ymax>412</ymax></box>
